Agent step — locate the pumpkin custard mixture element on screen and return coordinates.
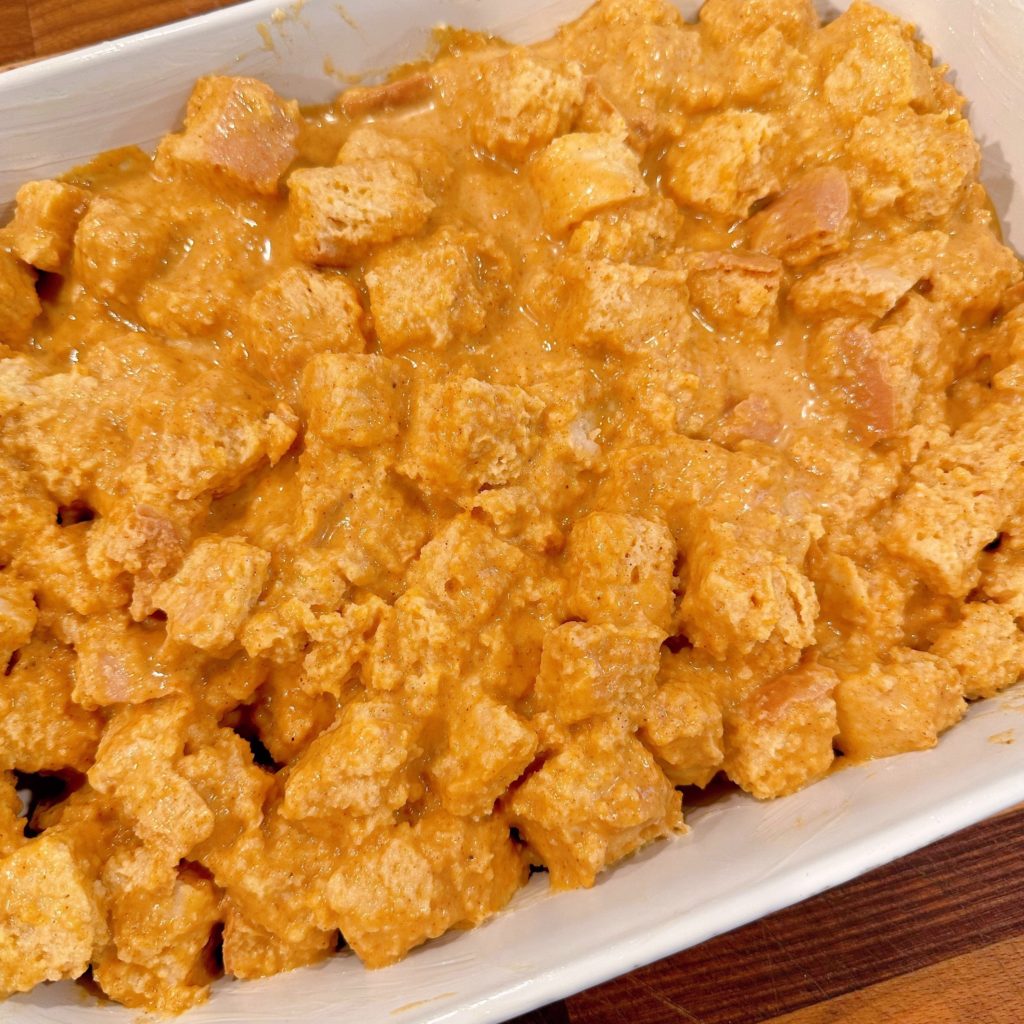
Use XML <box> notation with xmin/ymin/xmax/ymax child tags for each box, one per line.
<box><xmin>2</xmin><ymin>0</ymin><xmax>1024</xmax><ymax>1010</ymax></box>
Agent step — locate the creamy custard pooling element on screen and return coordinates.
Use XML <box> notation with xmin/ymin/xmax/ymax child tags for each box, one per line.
<box><xmin>2</xmin><ymin>0</ymin><xmax>1024</xmax><ymax>1011</ymax></box>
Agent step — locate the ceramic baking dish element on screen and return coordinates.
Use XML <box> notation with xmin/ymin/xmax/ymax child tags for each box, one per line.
<box><xmin>3</xmin><ymin>1</ymin><xmax>1024</xmax><ymax>1021</ymax></box>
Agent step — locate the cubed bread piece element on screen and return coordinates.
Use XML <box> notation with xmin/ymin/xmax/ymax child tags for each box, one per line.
<box><xmin>288</xmin><ymin>160</ymin><xmax>433</xmax><ymax>266</ymax></box>
<box><xmin>847</xmin><ymin>113</ymin><xmax>979</xmax><ymax>222</ymax></box>
<box><xmin>566</xmin><ymin>512</ymin><xmax>676</xmax><ymax>631</ymax></box>
<box><xmin>530</xmin><ymin>132</ymin><xmax>646</xmax><ymax>234</ymax></box>
<box><xmin>399</xmin><ymin>376</ymin><xmax>544</xmax><ymax>500</ymax></box>
<box><xmin>931</xmin><ymin>602</ymin><xmax>1024</xmax><ymax>700</ymax></box>
<box><xmin>509</xmin><ymin>720</ymin><xmax>682</xmax><ymax>889</ymax></box>
<box><xmin>558</xmin><ymin>259</ymin><xmax>691</xmax><ymax>355</ymax></box>
<box><xmin>641</xmin><ymin>649</ymin><xmax>725</xmax><ymax>787</ymax></box>
<box><xmin>326</xmin><ymin>811</ymin><xmax>525</xmax><ymax>967</ymax></box>
<box><xmin>686</xmin><ymin>251</ymin><xmax>782</xmax><ymax>342</ymax></box>
<box><xmin>71</xmin><ymin>611</ymin><xmax>183</xmax><ymax>708</ymax></box>
<box><xmin>282</xmin><ymin>699</ymin><xmax>417</xmax><ymax>820</ymax></box>
<box><xmin>747</xmin><ymin>166</ymin><xmax>853</xmax><ymax>268</ymax></box>
<box><xmin>789</xmin><ymin>231</ymin><xmax>943</xmax><ymax>319</ymax></box>
<box><xmin>7</xmin><ymin>180</ymin><xmax>89</xmax><ymax>272</ymax></box>
<box><xmin>153</xmin><ymin>536</ymin><xmax>271</xmax><ymax>653</ymax></box>
<box><xmin>0</xmin><ymin>639</ymin><xmax>101</xmax><ymax>773</ymax></box>
<box><xmin>365</xmin><ymin>226</ymin><xmax>506</xmax><ymax>352</ymax></box>
<box><xmin>535</xmin><ymin>621</ymin><xmax>663</xmax><ymax>726</ymax></box>
<box><xmin>429</xmin><ymin>691</ymin><xmax>537</xmax><ymax>817</ymax></box>
<box><xmin>666</xmin><ymin>111</ymin><xmax>779</xmax><ymax>219</ymax></box>
<box><xmin>337</xmin><ymin>125</ymin><xmax>451</xmax><ymax>194</ymax></box>
<box><xmin>883</xmin><ymin>401</ymin><xmax>1024</xmax><ymax>598</ymax></box>
<box><xmin>835</xmin><ymin>649</ymin><xmax>965</xmax><ymax>760</ymax></box>
<box><xmin>471</xmin><ymin>49</ymin><xmax>586</xmax><ymax>162</ymax></box>
<box><xmin>0</xmin><ymin>570</ymin><xmax>36</xmax><ymax>673</ymax></box>
<box><xmin>73</xmin><ymin>196</ymin><xmax>171</xmax><ymax>307</ymax></box>
<box><xmin>243</xmin><ymin>267</ymin><xmax>366</xmax><ymax>385</ymax></box>
<box><xmin>301</xmin><ymin>352</ymin><xmax>401</xmax><ymax>448</ymax></box>
<box><xmin>0</xmin><ymin>836</ymin><xmax>103</xmax><ymax>998</ymax></box>
<box><xmin>222</xmin><ymin>901</ymin><xmax>334</xmax><ymax>980</ymax></box>
<box><xmin>724</xmin><ymin>662</ymin><xmax>839</xmax><ymax>799</ymax></box>
<box><xmin>698</xmin><ymin>0</ymin><xmax>818</xmax><ymax>45</ymax></box>
<box><xmin>568</xmin><ymin>195</ymin><xmax>685</xmax><ymax>263</ymax></box>
<box><xmin>156</xmin><ymin>76</ymin><xmax>300</xmax><ymax>194</ymax></box>
<box><xmin>0</xmin><ymin>251</ymin><xmax>40</xmax><ymax>347</ymax></box>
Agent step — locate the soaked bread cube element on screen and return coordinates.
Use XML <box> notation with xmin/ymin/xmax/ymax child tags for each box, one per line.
<box><xmin>685</xmin><ymin>251</ymin><xmax>782</xmax><ymax>341</ymax></box>
<box><xmin>0</xmin><ymin>836</ymin><xmax>103</xmax><ymax>998</ymax></box>
<box><xmin>666</xmin><ymin>110</ymin><xmax>779</xmax><ymax>218</ymax></box>
<box><xmin>429</xmin><ymin>691</ymin><xmax>537</xmax><ymax>817</ymax></box>
<box><xmin>566</xmin><ymin>512</ymin><xmax>676</xmax><ymax>630</ymax></box>
<box><xmin>7</xmin><ymin>180</ymin><xmax>89</xmax><ymax>272</ymax></box>
<box><xmin>930</xmin><ymin>602</ymin><xmax>1024</xmax><ymax>701</ymax></box>
<box><xmin>157</xmin><ymin>76</ymin><xmax>300</xmax><ymax>194</ymax></box>
<box><xmin>747</xmin><ymin>166</ymin><xmax>853</xmax><ymax>267</ymax></box>
<box><xmin>835</xmin><ymin>648</ymin><xmax>965</xmax><ymax>760</ymax></box>
<box><xmin>509</xmin><ymin>720</ymin><xmax>683</xmax><ymax>889</ymax></box>
<box><xmin>243</xmin><ymin>267</ymin><xmax>366</xmax><ymax>385</ymax></box>
<box><xmin>698</xmin><ymin>0</ymin><xmax>818</xmax><ymax>45</ymax></box>
<box><xmin>301</xmin><ymin>353</ymin><xmax>401</xmax><ymax>449</ymax></box>
<box><xmin>154</xmin><ymin>536</ymin><xmax>271</xmax><ymax>653</ymax></box>
<box><xmin>558</xmin><ymin>259</ymin><xmax>691</xmax><ymax>355</ymax></box>
<box><xmin>535</xmin><ymin>621</ymin><xmax>663</xmax><ymax>726</ymax></box>
<box><xmin>847</xmin><ymin>113</ymin><xmax>979</xmax><ymax>222</ymax></box>
<box><xmin>337</xmin><ymin>125</ymin><xmax>451</xmax><ymax>195</ymax></box>
<box><xmin>641</xmin><ymin>649</ymin><xmax>725</xmax><ymax>787</ymax></box>
<box><xmin>399</xmin><ymin>376</ymin><xmax>544</xmax><ymax>500</ymax></box>
<box><xmin>724</xmin><ymin>662</ymin><xmax>838</xmax><ymax>799</ymax></box>
<box><xmin>222</xmin><ymin>901</ymin><xmax>334</xmax><ymax>980</ymax></box>
<box><xmin>289</xmin><ymin>160</ymin><xmax>434</xmax><ymax>266</ymax></box>
<box><xmin>0</xmin><ymin>639</ymin><xmax>101</xmax><ymax>773</ymax></box>
<box><xmin>530</xmin><ymin>132</ymin><xmax>646</xmax><ymax>233</ymax></box>
<box><xmin>365</xmin><ymin>227</ymin><xmax>506</xmax><ymax>352</ymax></box>
<box><xmin>471</xmin><ymin>50</ymin><xmax>586</xmax><ymax>162</ymax></box>
<box><xmin>0</xmin><ymin>251</ymin><xmax>40</xmax><ymax>347</ymax></box>
<box><xmin>568</xmin><ymin>194</ymin><xmax>685</xmax><ymax>263</ymax></box>
<box><xmin>282</xmin><ymin>699</ymin><xmax>417</xmax><ymax>821</ymax></box>
<box><xmin>326</xmin><ymin>810</ymin><xmax>525</xmax><ymax>967</ymax></box>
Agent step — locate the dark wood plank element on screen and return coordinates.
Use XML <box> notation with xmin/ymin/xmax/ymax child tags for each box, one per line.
<box><xmin>0</xmin><ymin>0</ymin><xmax>35</xmax><ymax>65</ymax></box>
<box><xmin>567</xmin><ymin>807</ymin><xmax>1024</xmax><ymax>1024</ymax></box>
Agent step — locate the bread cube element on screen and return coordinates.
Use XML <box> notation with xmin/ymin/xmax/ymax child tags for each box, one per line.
<box><xmin>326</xmin><ymin>810</ymin><xmax>525</xmax><ymax>967</ymax></box>
<box><xmin>7</xmin><ymin>180</ymin><xmax>89</xmax><ymax>272</ymax></box>
<box><xmin>222</xmin><ymin>901</ymin><xmax>334</xmax><ymax>980</ymax></box>
<box><xmin>847</xmin><ymin>113</ymin><xmax>979</xmax><ymax>222</ymax></box>
<box><xmin>835</xmin><ymin>649</ymin><xmax>965</xmax><ymax>760</ymax></box>
<box><xmin>558</xmin><ymin>259</ymin><xmax>691</xmax><ymax>355</ymax></box>
<box><xmin>243</xmin><ymin>267</ymin><xmax>365</xmax><ymax>385</ymax></box>
<box><xmin>154</xmin><ymin>536</ymin><xmax>271</xmax><ymax>652</ymax></box>
<box><xmin>282</xmin><ymin>699</ymin><xmax>417</xmax><ymax>821</ymax></box>
<box><xmin>156</xmin><ymin>76</ymin><xmax>300</xmax><ymax>194</ymax></box>
<box><xmin>724</xmin><ymin>662</ymin><xmax>839</xmax><ymax>799</ymax></box>
<box><xmin>0</xmin><ymin>639</ymin><xmax>101</xmax><ymax>773</ymax></box>
<box><xmin>686</xmin><ymin>251</ymin><xmax>782</xmax><ymax>341</ymax></box>
<box><xmin>399</xmin><ymin>376</ymin><xmax>543</xmax><ymax>500</ymax></box>
<box><xmin>0</xmin><ymin>836</ymin><xmax>103</xmax><ymax>998</ymax></box>
<box><xmin>882</xmin><ymin>401</ymin><xmax>1024</xmax><ymax>598</ymax></box>
<box><xmin>509</xmin><ymin>720</ymin><xmax>682</xmax><ymax>889</ymax></box>
<box><xmin>429</xmin><ymin>691</ymin><xmax>537</xmax><ymax>817</ymax></box>
<box><xmin>0</xmin><ymin>251</ymin><xmax>40</xmax><ymax>347</ymax></box>
<box><xmin>365</xmin><ymin>226</ymin><xmax>505</xmax><ymax>352</ymax></box>
<box><xmin>931</xmin><ymin>602</ymin><xmax>1024</xmax><ymax>700</ymax></box>
<box><xmin>747</xmin><ymin>166</ymin><xmax>853</xmax><ymax>268</ymax></box>
<box><xmin>641</xmin><ymin>649</ymin><xmax>725</xmax><ymax>787</ymax></box>
<box><xmin>301</xmin><ymin>353</ymin><xmax>401</xmax><ymax>449</ymax></box>
<box><xmin>566</xmin><ymin>512</ymin><xmax>676</xmax><ymax>630</ymax></box>
<box><xmin>471</xmin><ymin>50</ymin><xmax>586</xmax><ymax>162</ymax></box>
<box><xmin>568</xmin><ymin>195</ymin><xmax>684</xmax><ymax>263</ymax></box>
<box><xmin>666</xmin><ymin>111</ymin><xmax>779</xmax><ymax>219</ymax></box>
<box><xmin>337</xmin><ymin>125</ymin><xmax>451</xmax><ymax>195</ymax></box>
<box><xmin>288</xmin><ymin>159</ymin><xmax>433</xmax><ymax>266</ymax></box>
<box><xmin>530</xmin><ymin>132</ymin><xmax>646</xmax><ymax>234</ymax></box>
<box><xmin>698</xmin><ymin>0</ymin><xmax>818</xmax><ymax>45</ymax></box>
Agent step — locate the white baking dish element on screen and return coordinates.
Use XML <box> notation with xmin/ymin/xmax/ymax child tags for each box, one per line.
<box><xmin>4</xmin><ymin>2</ymin><xmax>1024</xmax><ymax>1021</ymax></box>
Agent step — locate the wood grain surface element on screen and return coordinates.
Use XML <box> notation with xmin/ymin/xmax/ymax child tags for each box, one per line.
<box><xmin>2</xmin><ymin>1</ymin><xmax>1023</xmax><ymax>1021</ymax></box>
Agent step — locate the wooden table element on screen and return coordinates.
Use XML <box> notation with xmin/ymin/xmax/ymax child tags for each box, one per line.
<box><xmin>3</xmin><ymin>2</ymin><xmax>1023</xmax><ymax>1020</ymax></box>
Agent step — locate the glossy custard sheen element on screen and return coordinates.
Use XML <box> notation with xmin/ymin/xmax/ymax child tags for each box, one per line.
<box><xmin>3</xmin><ymin>0</ymin><xmax>1024</xmax><ymax>1012</ymax></box>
